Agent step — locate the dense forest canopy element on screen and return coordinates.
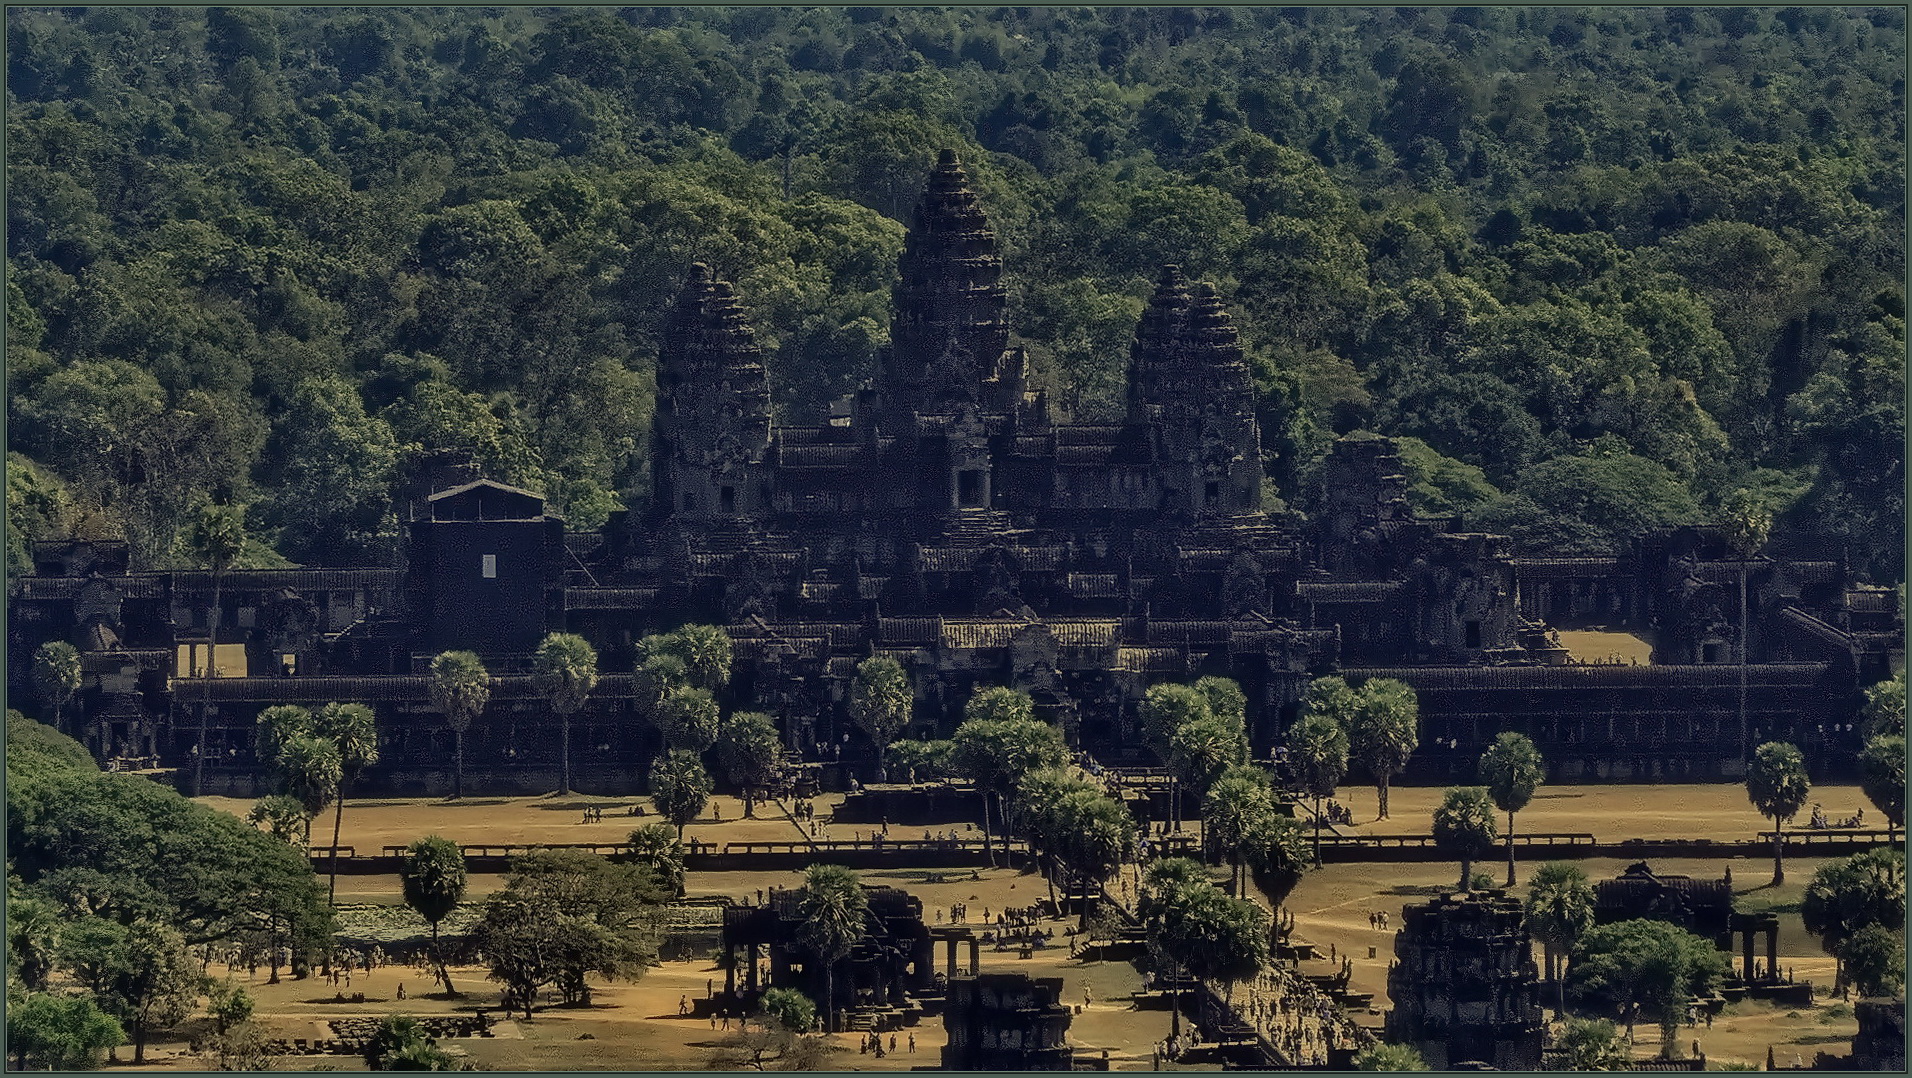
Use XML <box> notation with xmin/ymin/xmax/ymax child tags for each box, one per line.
<box><xmin>6</xmin><ymin>6</ymin><xmax>1904</xmax><ymax>580</ymax></box>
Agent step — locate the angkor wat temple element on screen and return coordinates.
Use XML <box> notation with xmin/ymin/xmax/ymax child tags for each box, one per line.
<box><xmin>9</xmin><ymin>152</ymin><xmax>1899</xmax><ymax>794</ymax></box>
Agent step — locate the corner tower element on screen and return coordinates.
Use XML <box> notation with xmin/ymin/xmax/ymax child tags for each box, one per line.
<box><xmin>881</xmin><ymin>150</ymin><xmax>1024</xmax><ymax>431</ymax></box>
<box><xmin>1126</xmin><ymin>266</ymin><xmax>1263</xmax><ymax>516</ymax></box>
<box><xmin>654</xmin><ymin>264</ymin><xmax>773</xmax><ymax>522</ymax></box>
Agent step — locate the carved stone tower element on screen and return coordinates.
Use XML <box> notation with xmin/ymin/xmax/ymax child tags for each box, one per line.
<box><xmin>654</xmin><ymin>263</ymin><xmax>773</xmax><ymax>522</ymax></box>
<box><xmin>1127</xmin><ymin>265</ymin><xmax>1264</xmax><ymax>517</ymax></box>
<box><xmin>1385</xmin><ymin>889</ymin><xmax>1545</xmax><ymax>1070</ymax></box>
<box><xmin>881</xmin><ymin>149</ymin><xmax>1024</xmax><ymax>432</ymax></box>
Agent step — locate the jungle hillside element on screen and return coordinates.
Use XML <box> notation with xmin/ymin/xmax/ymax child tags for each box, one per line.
<box><xmin>6</xmin><ymin>6</ymin><xmax>1904</xmax><ymax>581</ymax></box>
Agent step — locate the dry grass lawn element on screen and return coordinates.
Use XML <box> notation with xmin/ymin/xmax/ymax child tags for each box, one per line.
<box><xmin>126</xmin><ymin>784</ymin><xmax>1874</xmax><ymax>1071</ymax></box>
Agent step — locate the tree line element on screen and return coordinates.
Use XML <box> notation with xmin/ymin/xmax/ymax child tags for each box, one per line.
<box><xmin>6</xmin><ymin>7</ymin><xmax>1903</xmax><ymax>582</ymax></box>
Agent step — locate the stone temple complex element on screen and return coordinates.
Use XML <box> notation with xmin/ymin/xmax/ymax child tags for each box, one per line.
<box><xmin>7</xmin><ymin>150</ymin><xmax>1898</xmax><ymax>794</ymax></box>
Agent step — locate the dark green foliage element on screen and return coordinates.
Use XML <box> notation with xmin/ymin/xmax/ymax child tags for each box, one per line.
<box><xmin>7</xmin><ymin>764</ymin><xmax>333</xmax><ymax>952</ymax></box>
<box><xmin>2</xmin><ymin>7</ymin><xmax>1900</xmax><ymax>579</ymax></box>
<box><xmin>6</xmin><ymin>709</ymin><xmax>97</xmax><ymax>774</ymax></box>
<box><xmin>1567</xmin><ymin>919</ymin><xmax>1730</xmax><ymax>1049</ymax></box>
<box><xmin>6</xmin><ymin>991</ymin><xmax>124</xmax><ymax>1070</ymax></box>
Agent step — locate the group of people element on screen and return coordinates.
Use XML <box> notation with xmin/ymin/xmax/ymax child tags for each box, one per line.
<box><xmin>858</xmin><ymin>1031</ymin><xmax>913</xmax><ymax>1056</ymax></box>
<box><xmin>1366</xmin><ymin>910</ymin><xmax>1391</xmax><ymax>930</ymax></box>
<box><xmin>1806</xmin><ymin>803</ymin><xmax>1865</xmax><ymax>829</ymax></box>
<box><xmin>1232</xmin><ymin>966</ymin><xmax>1364</xmax><ymax>1067</ymax></box>
<box><xmin>1321</xmin><ymin>800</ymin><xmax>1354</xmax><ymax>826</ymax></box>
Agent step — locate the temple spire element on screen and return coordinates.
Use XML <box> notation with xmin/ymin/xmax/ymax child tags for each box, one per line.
<box><xmin>654</xmin><ymin>264</ymin><xmax>772</xmax><ymax>521</ymax></box>
<box><xmin>880</xmin><ymin>150</ymin><xmax>1014</xmax><ymax>431</ymax></box>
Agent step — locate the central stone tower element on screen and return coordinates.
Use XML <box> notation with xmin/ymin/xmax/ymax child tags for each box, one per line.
<box><xmin>879</xmin><ymin>149</ymin><xmax>1025</xmax><ymax>433</ymax></box>
<box><xmin>1385</xmin><ymin>889</ymin><xmax>1545</xmax><ymax>1070</ymax></box>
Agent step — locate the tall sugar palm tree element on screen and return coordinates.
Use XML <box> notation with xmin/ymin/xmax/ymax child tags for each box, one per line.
<box><xmin>188</xmin><ymin>503</ymin><xmax>245</xmax><ymax>795</ymax></box>
<box><xmin>796</xmin><ymin>864</ymin><xmax>868</xmax><ymax>1033</ymax></box>
<box><xmin>532</xmin><ymin>633</ymin><xmax>598</xmax><ymax>796</ymax></box>
<box><xmin>313</xmin><ymin>702</ymin><xmax>379</xmax><ymax>907</ymax></box>
<box><xmin>429</xmin><ymin>651</ymin><xmax>490</xmax><ymax>799</ymax></box>
<box><xmin>1525</xmin><ymin>861</ymin><xmax>1596</xmax><ymax>1016</ymax></box>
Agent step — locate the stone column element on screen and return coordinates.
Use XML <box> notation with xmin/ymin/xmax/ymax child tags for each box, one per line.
<box><xmin>969</xmin><ymin>938</ymin><xmax>981</xmax><ymax>974</ymax></box>
<box><xmin>946</xmin><ymin>937</ymin><xmax>958</xmax><ymax>978</ymax></box>
<box><xmin>1765</xmin><ymin>926</ymin><xmax>1778</xmax><ymax>981</ymax></box>
<box><xmin>1742</xmin><ymin>928</ymin><xmax>1755</xmax><ymax>981</ymax></box>
<box><xmin>725</xmin><ymin>942</ymin><xmax>737</xmax><ymax>998</ymax></box>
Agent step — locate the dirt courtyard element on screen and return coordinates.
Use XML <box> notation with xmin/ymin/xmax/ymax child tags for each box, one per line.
<box><xmin>128</xmin><ymin>784</ymin><xmax>1877</xmax><ymax>1071</ymax></box>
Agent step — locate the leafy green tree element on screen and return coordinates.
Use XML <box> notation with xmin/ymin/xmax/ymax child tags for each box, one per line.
<box><xmin>758</xmin><ymin>986</ymin><xmax>817</xmax><ymax>1033</ymax></box>
<box><xmin>1349</xmin><ymin>677</ymin><xmax>1419</xmax><ymax>820</ymax></box>
<box><xmin>1840</xmin><ymin>924</ymin><xmax>1906</xmax><ymax>999</ymax></box>
<box><xmin>1745</xmin><ymin>741</ymin><xmax>1810</xmax><ymax>885</ymax></box>
<box><xmin>1551</xmin><ymin>1017</ymin><xmax>1633</xmax><ymax>1071</ymax></box>
<box><xmin>1431</xmin><ymin>787</ymin><xmax>1498</xmax><ymax>891</ymax></box>
<box><xmin>1286</xmin><ymin>711</ymin><xmax>1349</xmax><ymax>866</ymax></box>
<box><xmin>1861</xmin><ymin>673</ymin><xmax>1905</xmax><ymax>740</ymax></box>
<box><xmin>1859</xmin><ymin>735</ymin><xmax>1905</xmax><ymax>836</ymax></box>
<box><xmin>952</xmin><ymin>711</ymin><xmax>1066</xmax><ymax>865</ymax></box>
<box><xmin>276</xmin><ymin>733</ymin><xmax>342</xmax><ymax>842</ymax></box>
<box><xmin>312</xmin><ymin>701</ymin><xmax>378</xmax><ymax>907</ymax></box>
<box><xmin>656</xmin><ymin>685</ymin><xmax>721</xmax><ymax>754</ymax></box>
<box><xmin>6</xmin><ymin>991</ymin><xmax>124</xmax><ymax>1071</ymax></box>
<box><xmin>363</xmin><ymin>1013</ymin><xmax>457</xmax><ymax>1071</ymax></box>
<box><xmin>471</xmin><ymin>850</ymin><xmax>663</xmax><ymax>1015</ymax></box>
<box><xmin>885</xmin><ymin>738</ymin><xmax>954</xmax><ymax>784</ymax></box>
<box><xmin>649</xmin><ymin>750</ymin><xmax>713</xmax><ymax>840</ymax></box>
<box><xmin>848</xmin><ymin>656</ymin><xmax>914</xmax><ymax>780</ymax></box>
<box><xmin>253</xmin><ymin>704</ymin><xmax>313</xmax><ymax>772</ymax></box>
<box><xmin>716</xmin><ymin>710</ymin><xmax>783</xmax><ymax>817</ymax></box>
<box><xmin>247</xmin><ymin>794</ymin><xmax>309</xmax><ymax>847</ymax></box>
<box><xmin>31</xmin><ymin>640</ymin><xmax>81</xmax><ymax>738</ymax></box>
<box><xmin>57</xmin><ymin>917</ymin><xmax>203</xmax><ymax>1063</ymax></box>
<box><xmin>1053</xmin><ymin>789</ymin><xmax>1137</xmax><ymax>929</ymax></box>
<box><xmin>9</xmin><ymin>765</ymin><xmax>333</xmax><ymax>961</ymax></box>
<box><xmin>532</xmin><ymin>632</ymin><xmax>599</xmax><ymax>796</ymax></box>
<box><xmin>401</xmin><ymin>836</ymin><xmax>467</xmax><ymax>997</ymax></box>
<box><xmin>1203</xmin><ymin>765</ymin><xmax>1276</xmax><ymax>894</ymax></box>
<box><xmin>260</xmin><ymin>375</ymin><xmax>398</xmax><ymax>563</ymax></box>
<box><xmin>1242</xmin><ymin>811</ymin><xmax>1311</xmax><ymax>909</ymax></box>
<box><xmin>1801</xmin><ymin>849</ymin><xmax>1906</xmax><ymax>992</ymax></box>
<box><xmin>1478</xmin><ymin>731</ymin><xmax>1544</xmax><ymax>886</ymax></box>
<box><xmin>1567</xmin><ymin>919</ymin><xmax>1728</xmax><ymax>1052</ymax></box>
<box><xmin>1167</xmin><ymin>711</ymin><xmax>1248</xmax><ymax>795</ymax></box>
<box><xmin>796</xmin><ymin>864</ymin><xmax>869</xmax><ymax>1032</ymax></box>
<box><xmin>205</xmin><ymin>981</ymin><xmax>253</xmax><ymax>1034</ymax></box>
<box><xmin>6</xmin><ymin>890</ymin><xmax>63</xmax><ymax>991</ymax></box>
<box><xmin>1526</xmin><ymin>861</ymin><xmax>1597</xmax><ymax>1016</ymax></box>
<box><xmin>1138</xmin><ymin>682</ymin><xmax>1210</xmax><ymax>758</ymax></box>
<box><xmin>428</xmin><ymin>651</ymin><xmax>490</xmax><ymax>800</ymax></box>
<box><xmin>624</xmin><ymin>822</ymin><xmax>687</xmax><ymax>898</ymax></box>
<box><xmin>1353</xmin><ymin>1041</ymin><xmax>1429</xmax><ymax>1071</ymax></box>
<box><xmin>670</xmin><ymin>624</ymin><xmax>735</xmax><ymax>692</ymax></box>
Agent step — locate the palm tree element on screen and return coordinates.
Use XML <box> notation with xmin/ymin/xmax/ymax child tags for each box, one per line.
<box><xmin>1478</xmin><ymin>731</ymin><xmax>1544</xmax><ymax>886</ymax></box>
<box><xmin>401</xmin><ymin>835</ymin><xmax>468</xmax><ymax>996</ymax></box>
<box><xmin>848</xmin><ymin>657</ymin><xmax>913</xmax><ymax>781</ymax></box>
<box><xmin>1349</xmin><ymin>678</ymin><xmax>1420</xmax><ymax>820</ymax></box>
<box><xmin>1719</xmin><ymin>491</ymin><xmax>1772</xmax><ymax>770</ymax></box>
<box><xmin>649</xmin><ymin>751</ymin><xmax>713</xmax><ymax>841</ymax></box>
<box><xmin>1746</xmin><ymin>741</ymin><xmax>1810</xmax><ymax>885</ymax></box>
<box><xmin>276</xmin><ymin>734</ymin><xmax>343</xmax><ymax>847</ymax></box>
<box><xmin>313</xmin><ymin>702</ymin><xmax>379</xmax><ymax>907</ymax></box>
<box><xmin>428</xmin><ymin>651</ymin><xmax>490</xmax><ymax>799</ymax></box>
<box><xmin>1858</xmin><ymin>735</ymin><xmax>1905</xmax><ymax>838</ymax></box>
<box><xmin>188</xmin><ymin>503</ymin><xmax>245</xmax><ymax>795</ymax></box>
<box><xmin>1056</xmin><ymin>792</ymin><xmax>1137</xmax><ymax>929</ymax></box>
<box><xmin>531</xmin><ymin>633</ymin><xmax>599</xmax><ymax>796</ymax></box>
<box><xmin>1431</xmin><ymin>786</ymin><xmax>1498</xmax><ymax>891</ymax></box>
<box><xmin>796</xmin><ymin>865</ymin><xmax>869</xmax><ymax>1033</ymax></box>
<box><xmin>1525</xmin><ymin>861</ymin><xmax>1596</xmax><ymax>1016</ymax></box>
<box><xmin>32</xmin><ymin>641</ymin><xmax>82</xmax><ymax>739</ymax></box>
<box><xmin>625</xmin><ymin>822</ymin><xmax>687</xmax><ymax>898</ymax></box>
<box><xmin>1203</xmin><ymin>766</ymin><xmax>1275</xmax><ymax>895</ymax></box>
<box><xmin>1286</xmin><ymin>711</ymin><xmax>1349</xmax><ymax>867</ymax></box>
